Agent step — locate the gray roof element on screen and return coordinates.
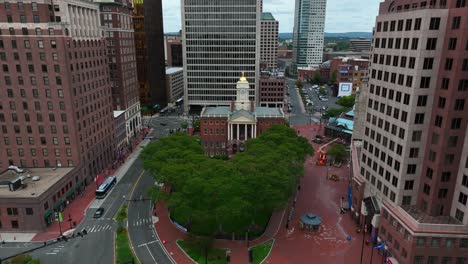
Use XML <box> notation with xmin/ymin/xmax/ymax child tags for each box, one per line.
<box><xmin>261</xmin><ymin>12</ymin><xmax>276</xmax><ymax>20</ymax></box>
<box><xmin>201</xmin><ymin>107</ymin><xmax>231</xmax><ymax>117</ymax></box>
<box><xmin>201</xmin><ymin>106</ymin><xmax>284</xmax><ymax>119</ymax></box>
<box><xmin>255</xmin><ymin>107</ymin><xmax>284</xmax><ymax>118</ymax></box>
<box><xmin>230</xmin><ymin>109</ymin><xmax>255</xmax><ymax>121</ymax></box>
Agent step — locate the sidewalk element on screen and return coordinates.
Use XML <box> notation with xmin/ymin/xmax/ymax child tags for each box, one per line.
<box><xmin>153</xmin><ymin>195</ymin><xmax>286</xmax><ymax>264</ymax></box>
<box><xmin>25</xmin><ymin>128</ymin><xmax>151</xmax><ymax>242</ymax></box>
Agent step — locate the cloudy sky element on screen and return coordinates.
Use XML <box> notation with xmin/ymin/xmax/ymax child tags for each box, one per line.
<box><xmin>162</xmin><ymin>0</ymin><xmax>381</xmax><ymax>33</ymax></box>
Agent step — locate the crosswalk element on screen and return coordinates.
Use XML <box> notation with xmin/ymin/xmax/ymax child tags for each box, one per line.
<box><xmin>131</xmin><ymin>217</ymin><xmax>152</xmax><ymax>227</ymax></box>
<box><xmin>81</xmin><ymin>223</ymin><xmax>114</xmax><ymax>233</ymax></box>
<box><xmin>46</xmin><ymin>245</ymin><xmax>65</xmax><ymax>255</ymax></box>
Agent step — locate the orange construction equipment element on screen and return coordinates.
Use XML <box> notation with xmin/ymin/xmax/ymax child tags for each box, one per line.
<box><xmin>316</xmin><ymin>150</ymin><xmax>327</xmax><ymax>166</ymax></box>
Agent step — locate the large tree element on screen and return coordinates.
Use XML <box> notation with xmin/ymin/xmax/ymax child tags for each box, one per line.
<box><xmin>142</xmin><ymin>126</ymin><xmax>313</xmax><ymax>237</ymax></box>
<box><xmin>326</xmin><ymin>144</ymin><xmax>348</xmax><ymax>163</ymax></box>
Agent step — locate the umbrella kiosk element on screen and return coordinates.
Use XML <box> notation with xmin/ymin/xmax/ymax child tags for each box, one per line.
<box><xmin>300</xmin><ymin>213</ymin><xmax>322</xmax><ymax>231</ymax></box>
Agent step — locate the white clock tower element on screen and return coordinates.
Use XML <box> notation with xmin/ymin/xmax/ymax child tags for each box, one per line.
<box><xmin>235</xmin><ymin>72</ymin><xmax>251</xmax><ymax>111</ymax></box>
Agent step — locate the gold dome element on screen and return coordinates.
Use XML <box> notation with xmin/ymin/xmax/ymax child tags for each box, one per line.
<box><xmin>239</xmin><ymin>71</ymin><xmax>247</xmax><ymax>82</ymax></box>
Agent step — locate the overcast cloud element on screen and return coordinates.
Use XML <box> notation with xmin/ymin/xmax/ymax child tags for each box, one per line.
<box><xmin>162</xmin><ymin>0</ymin><xmax>381</xmax><ymax>33</ymax></box>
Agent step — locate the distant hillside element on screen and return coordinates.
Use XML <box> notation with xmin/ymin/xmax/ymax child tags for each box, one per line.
<box><xmin>279</xmin><ymin>32</ymin><xmax>372</xmax><ymax>39</ymax></box>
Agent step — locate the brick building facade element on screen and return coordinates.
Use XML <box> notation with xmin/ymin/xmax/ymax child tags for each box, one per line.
<box><xmin>100</xmin><ymin>0</ymin><xmax>142</xmax><ymax>143</ymax></box>
<box><xmin>0</xmin><ymin>0</ymin><xmax>114</xmax><ymax>231</ymax></box>
<box><xmin>352</xmin><ymin>0</ymin><xmax>468</xmax><ymax>263</ymax></box>
<box><xmin>200</xmin><ymin>75</ymin><xmax>285</xmax><ymax>156</ymax></box>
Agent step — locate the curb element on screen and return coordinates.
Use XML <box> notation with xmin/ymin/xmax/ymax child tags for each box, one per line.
<box><xmin>151</xmin><ymin>217</ymin><xmax>177</xmax><ymax>264</ymax></box>
<box><xmin>175</xmin><ymin>239</ymin><xmax>197</xmax><ymax>264</ymax></box>
<box><xmin>248</xmin><ymin>238</ymin><xmax>275</xmax><ymax>264</ymax></box>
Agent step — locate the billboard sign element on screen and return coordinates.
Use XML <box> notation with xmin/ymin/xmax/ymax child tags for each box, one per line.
<box><xmin>338</xmin><ymin>82</ymin><xmax>353</xmax><ymax>97</ymax></box>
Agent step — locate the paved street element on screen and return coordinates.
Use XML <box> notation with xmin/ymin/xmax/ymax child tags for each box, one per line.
<box><xmin>25</xmin><ymin>157</ymin><xmax>146</xmax><ymax>264</ymax></box>
<box><xmin>127</xmin><ymin>170</ymin><xmax>174</xmax><ymax>264</ymax></box>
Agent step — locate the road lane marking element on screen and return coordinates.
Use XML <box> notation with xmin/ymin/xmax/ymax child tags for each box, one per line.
<box><xmin>137</xmin><ymin>240</ymin><xmax>159</xmax><ymax>247</ymax></box>
<box><xmin>145</xmin><ymin>244</ymin><xmax>157</xmax><ymax>263</ymax></box>
<box><xmin>46</xmin><ymin>253</ymin><xmax>57</xmax><ymax>255</ymax></box>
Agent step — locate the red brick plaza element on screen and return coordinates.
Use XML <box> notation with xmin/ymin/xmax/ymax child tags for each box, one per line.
<box><xmin>155</xmin><ymin>124</ymin><xmax>385</xmax><ymax>264</ymax></box>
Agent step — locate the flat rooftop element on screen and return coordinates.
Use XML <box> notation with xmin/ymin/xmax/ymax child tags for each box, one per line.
<box><xmin>166</xmin><ymin>67</ymin><xmax>183</xmax><ymax>75</ymax></box>
<box><xmin>402</xmin><ymin>205</ymin><xmax>462</xmax><ymax>225</ymax></box>
<box><xmin>0</xmin><ymin>167</ymin><xmax>74</xmax><ymax>199</ymax></box>
<box><xmin>261</xmin><ymin>12</ymin><xmax>276</xmax><ymax>20</ymax></box>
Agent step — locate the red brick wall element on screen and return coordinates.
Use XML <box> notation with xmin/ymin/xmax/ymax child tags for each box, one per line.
<box><xmin>200</xmin><ymin>117</ymin><xmax>228</xmax><ymax>155</ymax></box>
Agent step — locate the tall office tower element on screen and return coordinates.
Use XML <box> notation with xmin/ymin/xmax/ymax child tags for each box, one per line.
<box><xmin>182</xmin><ymin>0</ymin><xmax>261</xmax><ymax>111</ymax></box>
<box><xmin>0</xmin><ymin>0</ymin><xmax>114</xmax><ymax>231</ymax></box>
<box><xmin>133</xmin><ymin>0</ymin><xmax>166</xmax><ymax>111</ymax></box>
<box><xmin>353</xmin><ymin>0</ymin><xmax>468</xmax><ymax>262</ymax></box>
<box><xmin>99</xmin><ymin>0</ymin><xmax>142</xmax><ymax>143</ymax></box>
<box><xmin>260</xmin><ymin>12</ymin><xmax>279</xmax><ymax>70</ymax></box>
<box><xmin>165</xmin><ymin>34</ymin><xmax>183</xmax><ymax>67</ymax></box>
<box><xmin>292</xmin><ymin>0</ymin><xmax>326</xmax><ymax>69</ymax></box>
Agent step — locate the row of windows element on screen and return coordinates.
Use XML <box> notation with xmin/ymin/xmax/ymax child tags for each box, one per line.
<box><xmin>3</xmin><ymin>136</ymin><xmax>70</xmax><ymax>146</ymax></box>
<box><xmin>5</xmin><ymin>148</ymin><xmax>73</xmax><ymax>157</ymax></box>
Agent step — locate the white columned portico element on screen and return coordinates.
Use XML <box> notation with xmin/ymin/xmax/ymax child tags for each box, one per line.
<box><xmin>244</xmin><ymin>125</ymin><xmax>247</xmax><ymax>140</ymax></box>
<box><xmin>254</xmin><ymin>125</ymin><xmax>257</xmax><ymax>138</ymax></box>
<box><xmin>250</xmin><ymin>125</ymin><xmax>253</xmax><ymax>139</ymax></box>
<box><xmin>237</xmin><ymin>124</ymin><xmax>240</xmax><ymax>140</ymax></box>
<box><xmin>228</xmin><ymin>124</ymin><xmax>231</xmax><ymax>141</ymax></box>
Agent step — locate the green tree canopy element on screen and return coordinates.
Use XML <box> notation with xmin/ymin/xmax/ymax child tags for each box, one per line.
<box><xmin>331</xmin><ymin>70</ymin><xmax>338</xmax><ymax>85</ymax></box>
<box><xmin>312</xmin><ymin>72</ymin><xmax>323</xmax><ymax>85</ymax></box>
<box><xmin>142</xmin><ymin>126</ymin><xmax>313</xmax><ymax>237</ymax></box>
<box><xmin>295</xmin><ymin>80</ymin><xmax>304</xmax><ymax>89</ymax></box>
<box><xmin>326</xmin><ymin>107</ymin><xmax>348</xmax><ymax>118</ymax></box>
<box><xmin>337</xmin><ymin>95</ymin><xmax>356</xmax><ymax>108</ymax></box>
<box><xmin>326</xmin><ymin>144</ymin><xmax>348</xmax><ymax>162</ymax></box>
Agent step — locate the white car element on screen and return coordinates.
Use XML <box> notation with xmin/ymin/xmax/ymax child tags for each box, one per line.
<box><xmin>321</xmin><ymin>97</ymin><xmax>329</xmax><ymax>102</ymax></box>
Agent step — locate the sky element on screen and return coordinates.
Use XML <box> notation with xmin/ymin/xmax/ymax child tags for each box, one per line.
<box><xmin>162</xmin><ymin>0</ymin><xmax>381</xmax><ymax>33</ymax></box>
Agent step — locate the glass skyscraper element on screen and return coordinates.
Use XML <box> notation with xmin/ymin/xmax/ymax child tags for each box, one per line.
<box><xmin>292</xmin><ymin>0</ymin><xmax>327</xmax><ymax>69</ymax></box>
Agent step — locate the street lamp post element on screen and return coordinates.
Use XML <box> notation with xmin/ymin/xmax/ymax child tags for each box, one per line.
<box><xmin>359</xmin><ymin>216</ymin><xmax>367</xmax><ymax>264</ymax></box>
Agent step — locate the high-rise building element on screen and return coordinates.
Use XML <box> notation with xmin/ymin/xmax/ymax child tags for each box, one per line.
<box><xmin>259</xmin><ymin>72</ymin><xmax>286</xmax><ymax>108</ymax></box>
<box><xmin>0</xmin><ymin>0</ymin><xmax>114</xmax><ymax>231</ymax></box>
<box><xmin>260</xmin><ymin>12</ymin><xmax>279</xmax><ymax>70</ymax></box>
<box><xmin>133</xmin><ymin>0</ymin><xmax>166</xmax><ymax>111</ymax></box>
<box><xmin>165</xmin><ymin>34</ymin><xmax>183</xmax><ymax>67</ymax></box>
<box><xmin>292</xmin><ymin>0</ymin><xmax>327</xmax><ymax>69</ymax></box>
<box><xmin>182</xmin><ymin>0</ymin><xmax>261</xmax><ymax>111</ymax></box>
<box><xmin>99</xmin><ymin>0</ymin><xmax>142</xmax><ymax>143</ymax></box>
<box><xmin>352</xmin><ymin>0</ymin><xmax>468</xmax><ymax>262</ymax></box>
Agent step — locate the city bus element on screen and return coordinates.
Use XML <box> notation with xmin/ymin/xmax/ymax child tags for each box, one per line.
<box><xmin>95</xmin><ymin>176</ymin><xmax>117</xmax><ymax>199</ymax></box>
<box><xmin>175</xmin><ymin>97</ymin><xmax>183</xmax><ymax>106</ymax></box>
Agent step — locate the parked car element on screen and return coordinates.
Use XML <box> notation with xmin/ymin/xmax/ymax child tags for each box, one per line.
<box><xmin>312</xmin><ymin>135</ymin><xmax>324</xmax><ymax>143</ymax></box>
<box><xmin>93</xmin><ymin>207</ymin><xmax>105</xmax><ymax>218</ymax></box>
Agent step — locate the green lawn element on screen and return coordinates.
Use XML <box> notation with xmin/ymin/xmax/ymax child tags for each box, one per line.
<box><xmin>177</xmin><ymin>240</ymin><xmax>227</xmax><ymax>264</ymax></box>
<box><xmin>251</xmin><ymin>239</ymin><xmax>274</xmax><ymax>264</ymax></box>
<box><xmin>116</xmin><ymin>229</ymin><xmax>138</xmax><ymax>264</ymax></box>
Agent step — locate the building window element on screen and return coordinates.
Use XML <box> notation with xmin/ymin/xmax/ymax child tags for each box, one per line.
<box><xmin>460</xmin><ymin>238</ymin><xmax>468</xmax><ymax>248</ymax></box>
<box><xmin>448</xmin><ymin>38</ymin><xmax>457</xmax><ymax>50</ymax></box>
<box><xmin>426</xmin><ymin>38</ymin><xmax>437</xmax><ymax>50</ymax></box>
<box><xmin>459</xmin><ymin>192</ymin><xmax>468</xmax><ymax>205</ymax></box>
<box><xmin>455</xmin><ymin>209</ymin><xmax>465</xmax><ymax>222</ymax></box>
<box><xmin>452</xmin><ymin>16</ymin><xmax>461</xmax><ymax>29</ymax></box>
<box><xmin>429</xmin><ymin>17</ymin><xmax>441</xmax><ymax>30</ymax></box>
<box><xmin>11</xmin><ymin>220</ymin><xmax>19</xmax><ymax>229</ymax></box>
<box><xmin>25</xmin><ymin>208</ymin><xmax>33</xmax><ymax>215</ymax></box>
<box><xmin>6</xmin><ymin>208</ymin><xmax>18</xmax><ymax>215</ymax></box>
